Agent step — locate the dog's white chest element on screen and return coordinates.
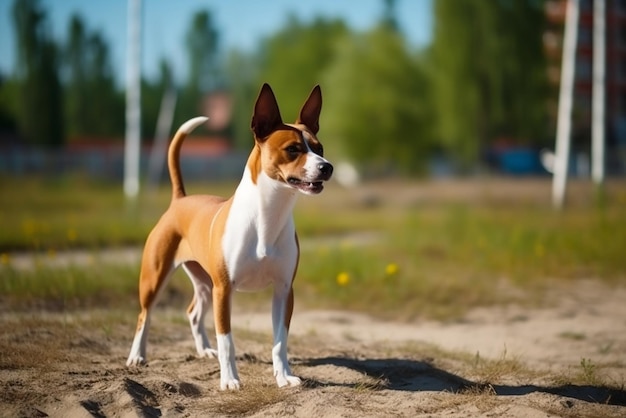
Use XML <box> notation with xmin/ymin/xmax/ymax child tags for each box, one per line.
<box><xmin>220</xmin><ymin>172</ymin><xmax>299</xmax><ymax>292</ymax></box>
<box><xmin>222</xmin><ymin>225</ymin><xmax>298</xmax><ymax>291</ymax></box>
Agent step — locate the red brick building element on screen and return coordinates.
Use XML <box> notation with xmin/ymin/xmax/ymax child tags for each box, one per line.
<box><xmin>545</xmin><ymin>0</ymin><xmax>626</xmax><ymax>172</ymax></box>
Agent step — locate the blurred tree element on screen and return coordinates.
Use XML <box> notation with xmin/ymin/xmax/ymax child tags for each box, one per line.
<box><xmin>64</xmin><ymin>14</ymin><xmax>123</xmax><ymax>139</ymax></box>
<box><xmin>177</xmin><ymin>10</ymin><xmax>220</xmax><ymax>127</ymax></box>
<box><xmin>254</xmin><ymin>16</ymin><xmax>349</xmax><ymax>122</ymax></box>
<box><xmin>65</xmin><ymin>16</ymin><xmax>88</xmax><ymax>136</ymax></box>
<box><xmin>431</xmin><ymin>0</ymin><xmax>547</xmax><ymax>167</ymax></box>
<box><xmin>12</xmin><ymin>0</ymin><xmax>64</xmax><ymax>148</ymax></box>
<box><xmin>224</xmin><ymin>50</ymin><xmax>258</xmax><ymax>150</ymax></box>
<box><xmin>381</xmin><ymin>0</ymin><xmax>399</xmax><ymax>32</ymax></box>
<box><xmin>322</xmin><ymin>25</ymin><xmax>434</xmax><ymax>174</ymax></box>
<box><xmin>0</xmin><ymin>74</ymin><xmax>19</xmax><ymax>139</ymax></box>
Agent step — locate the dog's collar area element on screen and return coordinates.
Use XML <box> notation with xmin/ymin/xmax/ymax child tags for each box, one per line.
<box><xmin>287</xmin><ymin>177</ymin><xmax>324</xmax><ymax>194</ymax></box>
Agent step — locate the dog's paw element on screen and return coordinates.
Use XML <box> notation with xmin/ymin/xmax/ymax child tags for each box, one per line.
<box><xmin>220</xmin><ymin>378</ymin><xmax>241</xmax><ymax>390</ymax></box>
<box><xmin>198</xmin><ymin>348</ymin><xmax>218</xmax><ymax>359</ymax></box>
<box><xmin>276</xmin><ymin>373</ymin><xmax>301</xmax><ymax>388</ymax></box>
<box><xmin>126</xmin><ymin>356</ymin><xmax>146</xmax><ymax>367</ymax></box>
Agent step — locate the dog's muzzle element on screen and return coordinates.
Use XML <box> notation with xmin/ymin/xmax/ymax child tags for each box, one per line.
<box><xmin>287</xmin><ymin>162</ymin><xmax>333</xmax><ymax>194</ymax></box>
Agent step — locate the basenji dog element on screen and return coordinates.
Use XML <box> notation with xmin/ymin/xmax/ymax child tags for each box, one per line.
<box><xmin>126</xmin><ymin>84</ymin><xmax>333</xmax><ymax>390</ymax></box>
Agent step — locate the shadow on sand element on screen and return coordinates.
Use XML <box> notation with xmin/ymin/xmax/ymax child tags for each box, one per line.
<box><xmin>299</xmin><ymin>356</ymin><xmax>626</xmax><ymax>406</ymax></box>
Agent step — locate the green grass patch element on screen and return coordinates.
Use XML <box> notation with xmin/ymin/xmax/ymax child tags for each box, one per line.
<box><xmin>1</xmin><ymin>176</ymin><xmax>625</xmax><ymax>319</ymax></box>
<box><xmin>295</xmin><ymin>197</ymin><xmax>626</xmax><ymax>319</ymax></box>
<box><xmin>0</xmin><ymin>263</ymin><xmax>139</xmax><ymax>311</ymax></box>
<box><xmin>0</xmin><ymin>176</ymin><xmax>235</xmax><ymax>251</ymax></box>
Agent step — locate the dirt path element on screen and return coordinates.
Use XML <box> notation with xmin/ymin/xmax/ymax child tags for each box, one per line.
<box><xmin>1</xmin><ymin>280</ymin><xmax>625</xmax><ymax>417</ymax></box>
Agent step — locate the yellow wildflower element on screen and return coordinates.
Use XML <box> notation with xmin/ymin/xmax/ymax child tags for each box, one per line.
<box><xmin>385</xmin><ymin>263</ymin><xmax>399</xmax><ymax>276</ymax></box>
<box><xmin>336</xmin><ymin>272</ymin><xmax>350</xmax><ymax>286</ymax></box>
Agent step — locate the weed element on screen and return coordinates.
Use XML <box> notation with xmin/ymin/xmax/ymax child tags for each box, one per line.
<box><xmin>579</xmin><ymin>358</ymin><xmax>600</xmax><ymax>385</ymax></box>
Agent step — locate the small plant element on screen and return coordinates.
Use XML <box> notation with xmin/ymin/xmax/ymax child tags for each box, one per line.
<box><xmin>579</xmin><ymin>358</ymin><xmax>600</xmax><ymax>385</ymax></box>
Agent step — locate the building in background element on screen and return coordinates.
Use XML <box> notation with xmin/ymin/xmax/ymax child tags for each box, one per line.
<box><xmin>545</xmin><ymin>0</ymin><xmax>626</xmax><ymax>174</ymax></box>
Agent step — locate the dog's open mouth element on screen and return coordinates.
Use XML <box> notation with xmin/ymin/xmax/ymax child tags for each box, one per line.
<box><xmin>287</xmin><ymin>177</ymin><xmax>325</xmax><ymax>194</ymax></box>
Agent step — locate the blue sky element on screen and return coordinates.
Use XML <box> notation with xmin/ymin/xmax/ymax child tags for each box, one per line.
<box><xmin>0</xmin><ymin>0</ymin><xmax>432</xmax><ymax>85</ymax></box>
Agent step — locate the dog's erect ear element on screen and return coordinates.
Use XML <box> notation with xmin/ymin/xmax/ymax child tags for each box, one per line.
<box><xmin>251</xmin><ymin>83</ymin><xmax>283</xmax><ymax>140</ymax></box>
<box><xmin>296</xmin><ymin>85</ymin><xmax>322</xmax><ymax>134</ymax></box>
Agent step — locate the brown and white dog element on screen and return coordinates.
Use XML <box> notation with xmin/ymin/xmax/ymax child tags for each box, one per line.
<box><xmin>126</xmin><ymin>84</ymin><xmax>333</xmax><ymax>390</ymax></box>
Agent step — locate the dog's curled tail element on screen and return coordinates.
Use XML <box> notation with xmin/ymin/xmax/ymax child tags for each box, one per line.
<box><xmin>168</xmin><ymin>116</ymin><xmax>208</xmax><ymax>200</ymax></box>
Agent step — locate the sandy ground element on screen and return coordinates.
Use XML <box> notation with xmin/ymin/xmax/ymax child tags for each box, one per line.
<box><xmin>2</xmin><ymin>179</ymin><xmax>626</xmax><ymax>416</ymax></box>
<box><xmin>1</xmin><ymin>279</ymin><xmax>625</xmax><ymax>418</ymax></box>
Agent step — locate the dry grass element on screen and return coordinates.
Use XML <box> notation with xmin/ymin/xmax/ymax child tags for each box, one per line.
<box><xmin>1</xmin><ymin>306</ymin><xmax>625</xmax><ymax>417</ymax></box>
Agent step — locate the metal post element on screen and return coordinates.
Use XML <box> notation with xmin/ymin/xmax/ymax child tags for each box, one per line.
<box><xmin>552</xmin><ymin>0</ymin><xmax>579</xmax><ymax>210</ymax></box>
<box><xmin>592</xmin><ymin>0</ymin><xmax>605</xmax><ymax>186</ymax></box>
<box><xmin>147</xmin><ymin>86</ymin><xmax>177</xmax><ymax>190</ymax></box>
<box><xmin>124</xmin><ymin>0</ymin><xmax>142</xmax><ymax>199</ymax></box>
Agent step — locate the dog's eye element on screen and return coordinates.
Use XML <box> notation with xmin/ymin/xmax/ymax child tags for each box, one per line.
<box><xmin>285</xmin><ymin>145</ymin><xmax>301</xmax><ymax>154</ymax></box>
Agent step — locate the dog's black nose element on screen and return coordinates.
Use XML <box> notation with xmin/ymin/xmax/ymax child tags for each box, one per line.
<box><xmin>318</xmin><ymin>162</ymin><xmax>333</xmax><ymax>180</ymax></box>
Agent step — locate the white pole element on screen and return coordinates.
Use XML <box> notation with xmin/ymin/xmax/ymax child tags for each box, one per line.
<box><xmin>124</xmin><ymin>0</ymin><xmax>142</xmax><ymax>199</ymax></box>
<box><xmin>147</xmin><ymin>86</ymin><xmax>177</xmax><ymax>189</ymax></box>
<box><xmin>553</xmin><ymin>0</ymin><xmax>579</xmax><ymax>210</ymax></box>
<box><xmin>592</xmin><ymin>0</ymin><xmax>605</xmax><ymax>185</ymax></box>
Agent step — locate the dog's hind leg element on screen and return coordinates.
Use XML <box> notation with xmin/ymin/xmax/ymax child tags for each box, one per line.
<box><xmin>127</xmin><ymin>227</ymin><xmax>178</xmax><ymax>366</ymax></box>
<box><xmin>183</xmin><ymin>261</ymin><xmax>218</xmax><ymax>358</ymax></box>
<box><xmin>127</xmin><ymin>263</ymin><xmax>177</xmax><ymax>366</ymax></box>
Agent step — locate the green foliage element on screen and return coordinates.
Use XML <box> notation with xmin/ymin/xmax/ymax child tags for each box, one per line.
<box><xmin>254</xmin><ymin>15</ymin><xmax>349</xmax><ymax>122</ymax></box>
<box><xmin>176</xmin><ymin>10</ymin><xmax>221</xmax><ymax>129</ymax></box>
<box><xmin>431</xmin><ymin>0</ymin><xmax>548</xmax><ymax>166</ymax></box>
<box><xmin>64</xmin><ymin>14</ymin><xmax>123</xmax><ymax>139</ymax></box>
<box><xmin>225</xmin><ymin>15</ymin><xmax>349</xmax><ymax>150</ymax></box>
<box><xmin>322</xmin><ymin>26</ymin><xmax>434</xmax><ymax>173</ymax></box>
<box><xmin>0</xmin><ymin>76</ymin><xmax>19</xmax><ymax>133</ymax></box>
<box><xmin>224</xmin><ymin>50</ymin><xmax>259</xmax><ymax>149</ymax></box>
<box><xmin>12</xmin><ymin>0</ymin><xmax>64</xmax><ymax>147</ymax></box>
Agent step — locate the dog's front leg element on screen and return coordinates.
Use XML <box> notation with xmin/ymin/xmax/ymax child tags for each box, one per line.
<box><xmin>272</xmin><ymin>284</ymin><xmax>301</xmax><ymax>387</ymax></box>
<box><xmin>213</xmin><ymin>282</ymin><xmax>240</xmax><ymax>390</ymax></box>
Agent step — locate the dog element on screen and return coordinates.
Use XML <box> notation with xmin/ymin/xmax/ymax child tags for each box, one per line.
<box><xmin>126</xmin><ymin>84</ymin><xmax>333</xmax><ymax>390</ymax></box>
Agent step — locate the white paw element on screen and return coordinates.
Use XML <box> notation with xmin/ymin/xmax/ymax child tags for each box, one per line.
<box><xmin>220</xmin><ymin>378</ymin><xmax>241</xmax><ymax>390</ymax></box>
<box><xmin>126</xmin><ymin>355</ymin><xmax>146</xmax><ymax>367</ymax></box>
<box><xmin>276</xmin><ymin>373</ymin><xmax>301</xmax><ymax>388</ymax></box>
<box><xmin>198</xmin><ymin>348</ymin><xmax>218</xmax><ymax>359</ymax></box>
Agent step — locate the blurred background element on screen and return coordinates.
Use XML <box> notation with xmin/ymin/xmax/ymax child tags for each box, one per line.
<box><xmin>1</xmin><ymin>0</ymin><xmax>625</xmax><ymax>317</ymax></box>
<box><xmin>1</xmin><ymin>0</ymin><xmax>624</xmax><ymax>181</ymax></box>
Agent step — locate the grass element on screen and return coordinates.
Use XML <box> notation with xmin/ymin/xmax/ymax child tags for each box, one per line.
<box><xmin>1</xmin><ymin>175</ymin><xmax>626</xmax><ymax>319</ymax></box>
<box><xmin>0</xmin><ymin>176</ymin><xmax>234</xmax><ymax>251</ymax></box>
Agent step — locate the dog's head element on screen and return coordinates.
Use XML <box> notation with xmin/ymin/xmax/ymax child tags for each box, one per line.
<box><xmin>250</xmin><ymin>83</ymin><xmax>333</xmax><ymax>195</ymax></box>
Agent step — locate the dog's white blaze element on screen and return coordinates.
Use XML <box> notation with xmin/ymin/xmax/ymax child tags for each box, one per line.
<box><xmin>299</xmin><ymin>129</ymin><xmax>330</xmax><ymax>183</ymax></box>
<box><xmin>221</xmin><ymin>169</ymin><xmax>298</xmax><ymax>292</ymax></box>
